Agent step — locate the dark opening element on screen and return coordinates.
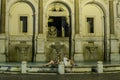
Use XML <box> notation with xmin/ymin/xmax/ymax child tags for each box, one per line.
<box><xmin>87</xmin><ymin>18</ymin><xmax>94</xmax><ymax>33</ymax></box>
<box><xmin>20</xmin><ymin>16</ymin><xmax>28</xmax><ymax>33</ymax></box>
<box><xmin>48</xmin><ymin>16</ymin><xmax>69</xmax><ymax>37</ymax></box>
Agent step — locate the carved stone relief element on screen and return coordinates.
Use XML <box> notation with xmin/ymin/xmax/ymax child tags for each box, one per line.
<box><xmin>83</xmin><ymin>42</ymin><xmax>102</xmax><ymax>61</ymax></box>
<box><xmin>46</xmin><ymin>42</ymin><xmax>68</xmax><ymax>61</ymax></box>
<box><xmin>47</xmin><ymin>26</ymin><xmax>57</xmax><ymax>37</ymax></box>
<box><xmin>15</xmin><ymin>42</ymin><xmax>32</xmax><ymax>62</ymax></box>
<box><xmin>9</xmin><ymin>41</ymin><xmax>32</xmax><ymax>62</ymax></box>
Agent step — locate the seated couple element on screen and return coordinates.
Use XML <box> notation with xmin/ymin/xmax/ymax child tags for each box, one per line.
<box><xmin>43</xmin><ymin>55</ymin><xmax>77</xmax><ymax>67</ymax></box>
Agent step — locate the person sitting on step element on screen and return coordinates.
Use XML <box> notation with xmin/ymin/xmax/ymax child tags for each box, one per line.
<box><xmin>63</xmin><ymin>55</ymin><xmax>77</xmax><ymax>67</ymax></box>
<box><xmin>43</xmin><ymin>57</ymin><xmax>60</xmax><ymax>68</ymax></box>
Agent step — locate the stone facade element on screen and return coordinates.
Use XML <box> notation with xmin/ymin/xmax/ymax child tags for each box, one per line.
<box><xmin>0</xmin><ymin>0</ymin><xmax>120</xmax><ymax>62</ymax></box>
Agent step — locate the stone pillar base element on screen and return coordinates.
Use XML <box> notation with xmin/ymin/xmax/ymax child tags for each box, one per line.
<box><xmin>21</xmin><ymin>61</ymin><xmax>27</xmax><ymax>73</ymax></box>
<box><xmin>58</xmin><ymin>62</ymin><xmax>64</xmax><ymax>74</ymax></box>
<box><xmin>97</xmin><ymin>61</ymin><xmax>103</xmax><ymax>73</ymax></box>
<box><xmin>36</xmin><ymin>54</ymin><xmax>46</xmax><ymax>62</ymax></box>
<box><xmin>0</xmin><ymin>54</ymin><xmax>6</xmax><ymax>62</ymax></box>
<box><xmin>110</xmin><ymin>53</ymin><xmax>120</xmax><ymax>62</ymax></box>
<box><xmin>74</xmin><ymin>53</ymin><xmax>84</xmax><ymax>62</ymax></box>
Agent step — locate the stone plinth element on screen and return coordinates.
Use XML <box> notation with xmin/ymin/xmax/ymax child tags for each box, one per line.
<box><xmin>74</xmin><ymin>54</ymin><xmax>84</xmax><ymax>62</ymax></box>
<box><xmin>111</xmin><ymin>53</ymin><xmax>120</xmax><ymax>62</ymax></box>
<box><xmin>97</xmin><ymin>61</ymin><xmax>103</xmax><ymax>73</ymax></box>
<box><xmin>36</xmin><ymin>54</ymin><xmax>46</xmax><ymax>62</ymax></box>
<box><xmin>58</xmin><ymin>62</ymin><xmax>64</xmax><ymax>74</ymax></box>
<box><xmin>21</xmin><ymin>61</ymin><xmax>27</xmax><ymax>73</ymax></box>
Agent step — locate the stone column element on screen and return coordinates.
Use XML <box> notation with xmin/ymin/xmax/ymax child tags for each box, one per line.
<box><xmin>109</xmin><ymin>1</ymin><xmax>119</xmax><ymax>62</ymax></box>
<box><xmin>1</xmin><ymin>0</ymin><xmax>6</xmax><ymax>33</ymax></box>
<box><xmin>0</xmin><ymin>0</ymin><xmax>1</xmax><ymax>27</ymax></box>
<box><xmin>108</xmin><ymin>0</ymin><xmax>114</xmax><ymax>62</ymax></box>
<box><xmin>110</xmin><ymin>38</ymin><xmax>119</xmax><ymax>62</ymax></box>
<box><xmin>58</xmin><ymin>62</ymin><xmax>65</xmax><ymax>74</ymax></box>
<box><xmin>75</xmin><ymin>0</ymin><xmax>79</xmax><ymax>34</ymax></box>
<box><xmin>74</xmin><ymin>39</ymin><xmax>84</xmax><ymax>62</ymax></box>
<box><xmin>97</xmin><ymin>61</ymin><xmax>103</xmax><ymax>73</ymax></box>
<box><xmin>38</xmin><ymin>0</ymin><xmax>43</xmax><ymax>34</ymax></box>
<box><xmin>109</xmin><ymin>0</ymin><xmax>114</xmax><ymax>34</ymax></box>
<box><xmin>21</xmin><ymin>61</ymin><xmax>27</xmax><ymax>73</ymax></box>
<box><xmin>36</xmin><ymin>37</ymin><xmax>46</xmax><ymax>62</ymax></box>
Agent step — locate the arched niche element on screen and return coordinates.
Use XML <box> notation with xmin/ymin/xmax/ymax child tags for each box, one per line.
<box><xmin>82</xmin><ymin>3</ymin><xmax>104</xmax><ymax>36</ymax></box>
<box><xmin>81</xmin><ymin>1</ymin><xmax>109</xmax><ymax>62</ymax></box>
<box><xmin>82</xmin><ymin>3</ymin><xmax>105</xmax><ymax>61</ymax></box>
<box><xmin>46</xmin><ymin>3</ymin><xmax>70</xmax><ymax>38</ymax></box>
<box><xmin>45</xmin><ymin>2</ymin><xmax>72</xmax><ymax>61</ymax></box>
<box><xmin>8</xmin><ymin>2</ymin><xmax>35</xmax><ymax>62</ymax></box>
<box><xmin>9</xmin><ymin>2</ymin><xmax>33</xmax><ymax>35</ymax></box>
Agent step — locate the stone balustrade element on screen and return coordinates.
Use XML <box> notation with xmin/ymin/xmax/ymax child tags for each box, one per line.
<box><xmin>0</xmin><ymin>62</ymin><xmax>119</xmax><ymax>74</ymax></box>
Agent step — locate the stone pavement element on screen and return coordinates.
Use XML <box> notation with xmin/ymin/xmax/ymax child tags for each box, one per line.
<box><xmin>0</xmin><ymin>73</ymin><xmax>120</xmax><ymax>80</ymax></box>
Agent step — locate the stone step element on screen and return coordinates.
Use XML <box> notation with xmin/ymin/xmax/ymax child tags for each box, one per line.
<box><xmin>0</xmin><ymin>62</ymin><xmax>120</xmax><ymax>74</ymax></box>
<box><xmin>0</xmin><ymin>66</ymin><xmax>92</xmax><ymax>73</ymax></box>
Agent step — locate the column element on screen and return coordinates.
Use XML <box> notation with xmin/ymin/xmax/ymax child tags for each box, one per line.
<box><xmin>1</xmin><ymin>0</ymin><xmax>6</xmax><ymax>33</ymax></box>
<box><xmin>38</xmin><ymin>0</ymin><xmax>43</xmax><ymax>33</ymax></box>
<box><xmin>21</xmin><ymin>61</ymin><xmax>27</xmax><ymax>73</ymax></box>
<box><xmin>58</xmin><ymin>62</ymin><xmax>65</xmax><ymax>74</ymax></box>
<box><xmin>97</xmin><ymin>61</ymin><xmax>103</xmax><ymax>73</ymax></box>
<box><xmin>75</xmin><ymin>0</ymin><xmax>79</xmax><ymax>34</ymax></box>
<box><xmin>109</xmin><ymin>0</ymin><xmax>114</xmax><ymax>34</ymax></box>
<box><xmin>0</xmin><ymin>0</ymin><xmax>1</xmax><ymax>28</ymax></box>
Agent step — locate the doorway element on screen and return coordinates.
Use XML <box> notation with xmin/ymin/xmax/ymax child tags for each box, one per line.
<box><xmin>48</xmin><ymin>16</ymin><xmax>69</xmax><ymax>37</ymax></box>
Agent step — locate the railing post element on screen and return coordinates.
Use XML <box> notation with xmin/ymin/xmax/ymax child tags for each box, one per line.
<box><xmin>21</xmin><ymin>61</ymin><xmax>27</xmax><ymax>73</ymax></box>
<box><xmin>97</xmin><ymin>61</ymin><xmax>103</xmax><ymax>73</ymax></box>
<box><xmin>58</xmin><ymin>62</ymin><xmax>65</xmax><ymax>74</ymax></box>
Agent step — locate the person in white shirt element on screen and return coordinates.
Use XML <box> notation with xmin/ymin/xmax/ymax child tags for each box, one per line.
<box><xmin>63</xmin><ymin>55</ymin><xmax>77</xmax><ymax>67</ymax></box>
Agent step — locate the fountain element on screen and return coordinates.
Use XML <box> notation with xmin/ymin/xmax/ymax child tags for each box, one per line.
<box><xmin>51</xmin><ymin>42</ymin><xmax>64</xmax><ymax>61</ymax></box>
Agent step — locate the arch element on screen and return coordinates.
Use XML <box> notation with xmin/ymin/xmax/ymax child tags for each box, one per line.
<box><xmin>44</xmin><ymin>1</ymin><xmax>72</xmax><ymax>37</ymax></box>
<box><xmin>44</xmin><ymin>1</ymin><xmax>73</xmax><ymax>60</ymax></box>
<box><xmin>44</xmin><ymin>1</ymin><xmax>72</xmax><ymax>38</ymax></box>
<box><xmin>8</xmin><ymin>0</ymin><xmax>35</xmax><ymax>13</ymax></box>
<box><xmin>6</xmin><ymin>0</ymin><xmax>38</xmax><ymax>35</ymax></box>
<box><xmin>81</xmin><ymin>1</ymin><xmax>108</xmax><ymax>16</ymax></box>
<box><xmin>81</xmin><ymin>1</ymin><xmax>109</xmax><ymax>61</ymax></box>
<box><xmin>7</xmin><ymin>0</ymin><xmax>37</xmax><ymax>36</ymax></box>
<box><xmin>43</xmin><ymin>1</ymin><xmax>74</xmax><ymax>38</ymax></box>
<box><xmin>82</xmin><ymin>3</ymin><xmax>105</xmax><ymax>61</ymax></box>
<box><xmin>46</xmin><ymin>2</ymin><xmax>72</xmax><ymax>38</ymax></box>
<box><xmin>45</xmin><ymin>1</ymin><xmax>72</xmax><ymax>14</ymax></box>
<box><xmin>9</xmin><ymin>2</ymin><xmax>33</xmax><ymax>35</ymax></box>
<box><xmin>45</xmin><ymin>1</ymin><xmax>72</xmax><ymax>31</ymax></box>
<box><xmin>7</xmin><ymin>0</ymin><xmax>36</xmax><ymax>62</ymax></box>
<box><xmin>82</xmin><ymin>3</ymin><xmax>104</xmax><ymax>35</ymax></box>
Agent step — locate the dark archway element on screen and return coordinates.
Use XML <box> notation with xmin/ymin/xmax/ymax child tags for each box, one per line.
<box><xmin>48</xmin><ymin>16</ymin><xmax>70</xmax><ymax>37</ymax></box>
